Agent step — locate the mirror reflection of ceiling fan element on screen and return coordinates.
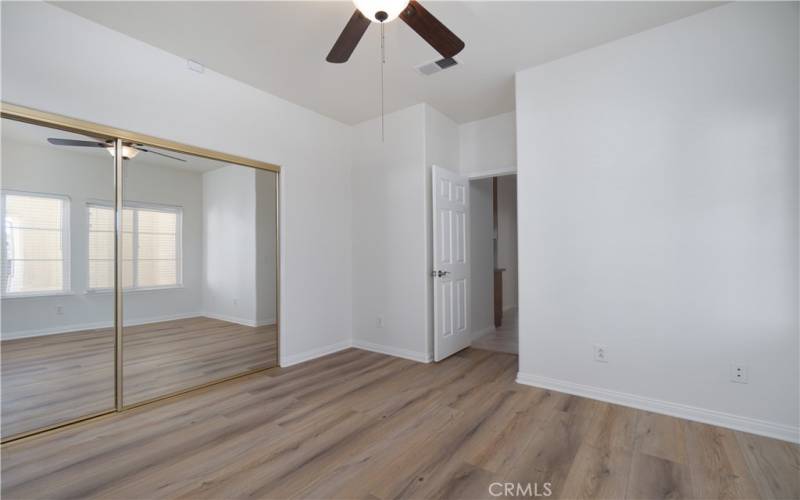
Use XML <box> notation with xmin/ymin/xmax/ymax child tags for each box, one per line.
<box><xmin>46</xmin><ymin>138</ymin><xmax>186</xmax><ymax>162</ymax></box>
<box><xmin>326</xmin><ymin>0</ymin><xmax>464</xmax><ymax>63</ymax></box>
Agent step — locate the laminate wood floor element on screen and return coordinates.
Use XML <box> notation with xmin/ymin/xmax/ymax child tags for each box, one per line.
<box><xmin>2</xmin><ymin>348</ymin><xmax>797</xmax><ymax>499</ymax></box>
<box><xmin>1</xmin><ymin>317</ymin><xmax>277</xmax><ymax>439</ymax></box>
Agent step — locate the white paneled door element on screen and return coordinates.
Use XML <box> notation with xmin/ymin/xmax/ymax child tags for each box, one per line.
<box><xmin>432</xmin><ymin>166</ymin><xmax>471</xmax><ymax>362</ymax></box>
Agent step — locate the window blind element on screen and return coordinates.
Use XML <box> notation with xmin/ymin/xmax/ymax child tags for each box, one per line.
<box><xmin>2</xmin><ymin>192</ymin><xmax>69</xmax><ymax>295</ymax></box>
<box><xmin>88</xmin><ymin>204</ymin><xmax>180</xmax><ymax>290</ymax></box>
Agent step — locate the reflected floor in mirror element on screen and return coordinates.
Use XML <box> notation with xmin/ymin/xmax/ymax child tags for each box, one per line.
<box><xmin>1</xmin><ymin>317</ymin><xmax>277</xmax><ymax>439</ymax></box>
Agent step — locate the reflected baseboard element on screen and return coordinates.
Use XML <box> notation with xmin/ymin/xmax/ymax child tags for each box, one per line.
<box><xmin>201</xmin><ymin>312</ymin><xmax>275</xmax><ymax>328</ymax></box>
<box><xmin>1</xmin><ymin>312</ymin><xmax>203</xmax><ymax>341</ymax></box>
<box><xmin>1</xmin><ymin>312</ymin><xmax>277</xmax><ymax>341</ymax></box>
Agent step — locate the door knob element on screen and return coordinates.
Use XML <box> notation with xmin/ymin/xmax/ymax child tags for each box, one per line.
<box><xmin>431</xmin><ymin>270</ymin><xmax>450</xmax><ymax>278</ymax></box>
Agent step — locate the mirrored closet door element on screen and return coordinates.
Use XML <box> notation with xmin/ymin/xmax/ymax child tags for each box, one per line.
<box><xmin>1</xmin><ymin>118</ymin><xmax>116</xmax><ymax>439</ymax></box>
<box><xmin>1</xmin><ymin>108</ymin><xmax>279</xmax><ymax>441</ymax></box>
<box><xmin>120</xmin><ymin>145</ymin><xmax>278</xmax><ymax>407</ymax></box>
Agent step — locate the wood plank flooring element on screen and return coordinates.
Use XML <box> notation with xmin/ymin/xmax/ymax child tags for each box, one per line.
<box><xmin>1</xmin><ymin>317</ymin><xmax>277</xmax><ymax>439</ymax></box>
<box><xmin>2</xmin><ymin>348</ymin><xmax>797</xmax><ymax>499</ymax></box>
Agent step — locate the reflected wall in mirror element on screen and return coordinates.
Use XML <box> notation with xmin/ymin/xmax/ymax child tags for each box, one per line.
<box><xmin>121</xmin><ymin>145</ymin><xmax>278</xmax><ymax>406</ymax></box>
<box><xmin>0</xmin><ymin>118</ymin><xmax>116</xmax><ymax>439</ymax></box>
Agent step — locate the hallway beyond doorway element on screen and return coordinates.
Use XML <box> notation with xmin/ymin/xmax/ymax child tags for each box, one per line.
<box><xmin>472</xmin><ymin>307</ymin><xmax>518</xmax><ymax>354</ymax></box>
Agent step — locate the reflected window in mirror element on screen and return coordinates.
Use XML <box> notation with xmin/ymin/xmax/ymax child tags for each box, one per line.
<box><xmin>1</xmin><ymin>190</ymin><xmax>71</xmax><ymax>297</ymax></box>
<box><xmin>87</xmin><ymin>202</ymin><xmax>182</xmax><ymax>291</ymax></box>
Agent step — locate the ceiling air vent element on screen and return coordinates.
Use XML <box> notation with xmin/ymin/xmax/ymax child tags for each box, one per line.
<box><xmin>415</xmin><ymin>57</ymin><xmax>460</xmax><ymax>76</ymax></box>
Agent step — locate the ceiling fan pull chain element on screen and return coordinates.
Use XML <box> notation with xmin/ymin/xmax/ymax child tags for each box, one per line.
<box><xmin>380</xmin><ymin>21</ymin><xmax>385</xmax><ymax>142</ymax></box>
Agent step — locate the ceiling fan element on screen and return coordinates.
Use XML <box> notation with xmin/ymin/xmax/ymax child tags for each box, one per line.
<box><xmin>46</xmin><ymin>138</ymin><xmax>186</xmax><ymax>162</ymax></box>
<box><xmin>326</xmin><ymin>0</ymin><xmax>464</xmax><ymax>63</ymax></box>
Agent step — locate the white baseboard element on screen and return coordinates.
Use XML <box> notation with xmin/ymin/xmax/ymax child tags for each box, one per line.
<box><xmin>281</xmin><ymin>339</ymin><xmax>352</xmax><ymax>367</ymax></box>
<box><xmin>352</xmin><ymin>339</ymin><xmax>432</xmax><ymax>363</ymax></box>
<box><xmin>201</xmin><ymin>312</ymin><xmax>268</xmax><ymax>328</ymax></box>
<box><xmin>2</xmin><ymin>312</ymin><xmax>275</xmax><ymax>340</ymax></box>
<box><xmin>256</xmin><ymin>317</ymin><xmax>276</xmax><ymax>327</ymax></box>
<box><xmin>516</xmin><ymin>372</ymin><xmax>800</xmax><ymax>444</ymax></box>
<box><xmin>282</xmin><ymin>338</ymin><xmax>433</xmax><ymax>367</ymax></box>
<box><xmin>471</xmin><ymin>326</ymin><xmax>495</xmax><ymax>341</ymax></box>
<box><xmin>2</xmin><ymin>312</ymin><xmax>203</xmax><ymax>340</ymax></box>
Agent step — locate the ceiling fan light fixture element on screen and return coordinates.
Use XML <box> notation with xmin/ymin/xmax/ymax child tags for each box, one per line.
<box><xmin>106</xmin><ymin>144</ymin><xmax>140</xmax><ymax>160</ymax></box>
<box><xmin>353</xmin><ymin>0</ymin><xmax>409</xmax><ymax>23</ymax></box>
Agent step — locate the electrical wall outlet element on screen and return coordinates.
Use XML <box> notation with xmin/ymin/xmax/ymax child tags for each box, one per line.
<box><xmin>730</xmin><ymin>364</ymin><xmax>748</xmax><ymax>384</ymax></box>
<box><xmin>593</xmin><ymin>345</ymin><xmax>608</xmax><ymax>363</ymax></box>
<box><xmin>56</xmin><ymin>305</ymin><xmax>64</xmax><ymax>315</ymax></box>
<box><xmin>377</xmin><ymin>316</ymin><xmax>384</xmax><ymax>328</ymax></box>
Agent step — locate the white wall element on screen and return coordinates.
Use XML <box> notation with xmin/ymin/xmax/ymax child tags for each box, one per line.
<box><xmin>424</xmin><ymin>106</ymin><xmax>461</xmax><ymax>355</ymax></box>
<box><xmin>496</xmin><ymin>175</ymin><xmax>517</xmax><ymax>310</ymax></box>
<box><xmin>350</xmin><ymin>103</ymin><xmax>460</xmax><ymax>362</ymax></box>
<box><xmin>2</xmin><ymin>1</ymin><xmax>353</xmax><ymax>363</ymax></box>
<box><xmin>202</xmin><ymin>165</ymin><xmax>257</xmax><ymax>326</ymax></box>
<box><xmin>1</xmin><ymin>138</ymin><xmax>205</xmax><ymax>338</ymax></box>
<box><xmin>516</xmin><ymin>2</ymin><xmax>799</xmax><ymax>441</ymax></box>
<box><xmin>351</xmin><ymin>104</ymin><xmax>429</xmax><ymax>361</ymax></box>
<box><xmin>459</xmin><ymin>111</ymin><xmax>516</xmax><ymax>177</ymax></box>
<box><xmin>469</xmin><ymin>178</ymin><xmax>493</xmax><ymax>337</ymax></box>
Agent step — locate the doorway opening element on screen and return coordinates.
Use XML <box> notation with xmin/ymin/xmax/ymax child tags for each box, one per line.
<box><xmin>469</xmin><ymin>174</ymin><xmax>517</xmax><ymax>354</ymax></box>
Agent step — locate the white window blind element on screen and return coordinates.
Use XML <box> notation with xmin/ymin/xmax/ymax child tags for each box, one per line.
<box><xmin>2</xmin><ymin>191</ymin><xmax>70</xmax><ymax>296</ymax></box>
<box><xmin>88</xmin><ymin>203</ymin><xmax>181</xmax><ymax>291</ymax></box>
<box><xmin>87</xmin><ymin>205</ymin><xmax>132</xmax><ymax>289</ymax></box>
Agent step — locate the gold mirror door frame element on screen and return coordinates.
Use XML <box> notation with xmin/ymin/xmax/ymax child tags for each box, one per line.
<box><xmin>1</xmin><ymin>102</ymin><xmax>281</xmax><ymax>443</ymax></box>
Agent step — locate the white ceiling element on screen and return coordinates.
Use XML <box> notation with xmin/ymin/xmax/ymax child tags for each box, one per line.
<box><xmin>2</xmin><ymin>118</ymin><xmax>227</xmax><ymax>173</ymax></box>
<box><xmin>53</xmin><ymin>1</ymin><xmax>722</xmax><ymax>124</ymax></box>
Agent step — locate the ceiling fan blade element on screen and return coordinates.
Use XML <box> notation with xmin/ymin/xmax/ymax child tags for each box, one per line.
<box><xmin>326</xmin><ymin>10</ymin><xmax>371</xmax><ymax>63</ymax></box>
<box><xmin>399</xmin><ymin>0</ymin><xmax>464</xmax><ymax>58</ymax></box>
<box><xmin>47</xmin><ymin>138</ymin><xmax>108</xmax><ymax>148</ymax></box>
<box><xmin>133</xmin><ymin>146</ymin><xmax>187</xmax><ymax>162</ymax></box>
